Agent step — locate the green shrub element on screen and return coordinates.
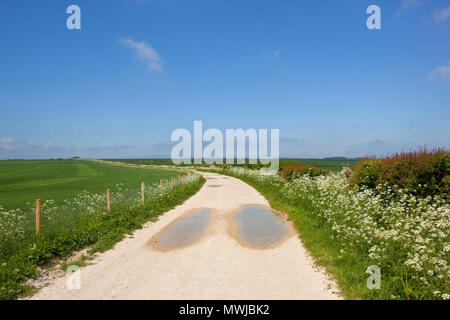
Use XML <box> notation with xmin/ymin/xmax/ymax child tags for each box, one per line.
<box><xmin>244</xmin><ymin>163</ymin><xmax>262</xmax><ymax>170</ymax></box>
<box><xmin>351</xmin><ymin>148</ymin><xmax>449</xmax><ymax>198</ymax></box>
<box><xmin>280</xmin><ymin>163</ymin><xmax>329</xmax><ymax>180</ymax></box>
<box><xmin>350</xmin><ymin>159</ymin><xmax>381</xmax><ymax>189</ymax></box>
<box><xmin>441</xmin><ymin>175</ymin><xmax>450</xmax><ymax>200</ymax></box>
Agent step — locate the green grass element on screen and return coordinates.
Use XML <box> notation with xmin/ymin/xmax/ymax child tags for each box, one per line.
<box><xmin>0</xmin><ymin>168</ymin><xmax>205</xmax><ymax>300</ymax></box>
<box><xmin>105</xmin><ymin>158</ymin><xmax>175</xmax><ymax>166</ymax></box>
<box><xmin>0</xmin><ymin>159</ymin><xmax>178</xmax><ymax>210</ymax></box>
<box><xmin>0</xmin><ymin>159</ymin><xmax>205</xmax><ymax>299</ymax></box>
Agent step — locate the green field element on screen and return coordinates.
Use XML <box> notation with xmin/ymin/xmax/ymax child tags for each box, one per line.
<box><xmin>106</xmin><ymin>158</ymin><xmax>175</xmax><ymax>166</ymax></box>
<box><xmin>0</xmin><ymin>159</ymin><xmax>178</xmax><ymax>210</ymax></box>
<box><xmin>0</xmin><ymin>158</ymin><xmax>358</xmax><ymax>211</ymax></box>
<box><xmin>0</xmin><ymin>159</ymin><xmax>205</xmax><ymax>299</ymax></box>
<box><xmin>108</xmin><ymin>158</ymin><xmax>360</xmax><ymax>172</ymax></box>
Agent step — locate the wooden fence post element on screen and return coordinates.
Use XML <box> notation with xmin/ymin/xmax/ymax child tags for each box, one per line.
<box><xmin>107</xmin><ymin>189</ymin><xmax>111</xmax><ymax>212</ymax></box>
<box><xmin>160</xmin><ymin>179</ymin><xmax>163</xmax><ymax>194</ymax></box>
<box><xmin>171</xmin><ymin>177</ymin><xmax>173</xmax><ymax>189</ymax></box>
<box><xmin>141</xmin><ymin>181</ymin><xmax>145</xmax><ymax>204</ymax></box>
<box><xmin>35</xmin><ymin>199</ymin><xmax>41</xmax><ymax>235</ymax></box>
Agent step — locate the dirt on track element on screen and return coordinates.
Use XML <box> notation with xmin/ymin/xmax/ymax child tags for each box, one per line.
<box><xmin>30</xmin><ymin>172</ymin><xmax>341</xmax><ymax>300</ymax></box>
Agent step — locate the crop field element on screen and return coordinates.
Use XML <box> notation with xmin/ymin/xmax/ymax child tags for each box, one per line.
<box><xmin>0</xmin><ymin>159</ymin><xmax>178</xmax><ymax>210</ymax></box>
<box><xmin>0</xmin><ymin>159</ymin><xmax>205</xmax><ymax>299</ymax></box>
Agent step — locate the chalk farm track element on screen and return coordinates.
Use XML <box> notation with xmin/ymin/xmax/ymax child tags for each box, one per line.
<box><xmin>29</xmin><ymin>172</ymin><xmax>341</xmax><ymax>300</ymax></box>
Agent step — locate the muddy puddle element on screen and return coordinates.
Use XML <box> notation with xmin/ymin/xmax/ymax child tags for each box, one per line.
<box><xmin>155</xmin><ymin>209</ymin><xmax>211</xmax><ymax>248</ymax></box>
<box><xmin>233</xmin><ymin>205</ymin><xmax>288</xmax><ymax>247</ymax></box>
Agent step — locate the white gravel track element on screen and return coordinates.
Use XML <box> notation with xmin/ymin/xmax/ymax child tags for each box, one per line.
<box><xmin>30</xmin><ymin>172</ymin><xmax>341</xmax><ymax>300</ymax></box>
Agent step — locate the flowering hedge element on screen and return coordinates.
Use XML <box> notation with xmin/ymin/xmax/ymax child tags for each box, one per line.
<box><xmin>207</xmin><ymin>167</ymin><xmax>449</xmax><ymax>300</ymax></box>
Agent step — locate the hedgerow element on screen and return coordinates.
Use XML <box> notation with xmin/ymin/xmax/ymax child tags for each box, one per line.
<box><xmin>351</xmin><ymin>149</ymin><xmax>449</xmax><ymax>198</ymax></box>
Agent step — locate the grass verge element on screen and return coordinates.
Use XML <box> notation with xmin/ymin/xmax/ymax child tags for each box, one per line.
<box><xmin>201</xmin><ymin>168</ymin><xmax>361</xmax><ymax>298</ymax></box>
<box><xmin>201</xmin><ymin>168</ymin><xmax>449</xmax><ymax>300</ymax></box>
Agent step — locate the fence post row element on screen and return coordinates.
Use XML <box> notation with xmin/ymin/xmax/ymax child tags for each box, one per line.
<box><xmin>35</xmin><ymin>199</ymin><xmax>41</xmax><ymax>235</ymax></box>
<box><xmin>107</xmin><ymin>189</ymin><xmax>111</xmax><ymax>212</ymax></box>
<box><xmin>34</xmin><ymin>175</ymin><xmax>193</xmax><ymax>234</ymax></box>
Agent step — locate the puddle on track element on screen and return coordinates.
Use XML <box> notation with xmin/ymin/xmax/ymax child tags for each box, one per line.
<box><xmin>208</xmin><ymin>185</ymin><xmax>222</xmax><ymax>188</ymax></box>
<box><xmin>156</xmin><ymin>209</ymin><xmax>211</xmax><ymax>248</ymax></box>
<box><xmin>233</xmin><ymin>205</ymin><xmax>288</xmax><ymax>247</ymax></box>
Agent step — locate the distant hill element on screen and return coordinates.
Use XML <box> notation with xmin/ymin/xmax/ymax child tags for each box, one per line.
<box><xmin>323</xmin><ymin>157</ymin><xmax>347</xmax><ymax>160</ymax></box>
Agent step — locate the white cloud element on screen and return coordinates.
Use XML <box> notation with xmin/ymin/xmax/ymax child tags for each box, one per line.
<box><xmin>273</xmin><ymin>50</ymin><xmax>281</xmax><ymax>59</ymax></box>
<box><xmin>396</xmin><ymin>0</ymin><xmax>424</xmax><ymax>16</ymax></box>
<box><xmin>401</xmin><ymin>0</ymin><xmax>424</xmax><ymax>10</ymax></box>
<box><xmin>119</xmin><ymin>38</ymin><xmax>162</xmax><ymax>71</ymax></box>
<box><xmin>428</xmin><ymin>62</ymin><xmax>450</xmax><ymax>82</ymax></box>
<box><xmin>0</xmin><ymin>137</ymin><xmax>15</xmax><ymax>144</ymax></box>
<box><xmin>42</xmin><ymin>142</ymin><xmax>51</xmax><ymax>150</ymax></box>
<box><xmin>432</xmin><ymin>5</ymin><xmax>450</xmax><ymax>23</ymax></box>
<box><xmin>0</xmin><ymin>137</ymin><xmax>16</xmax><ymax>150</ymax></box>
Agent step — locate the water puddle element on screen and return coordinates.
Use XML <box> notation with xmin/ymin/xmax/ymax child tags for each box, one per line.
<box><xmin>233</xmin><ymin>205</ymin><xmax>288</xmax><ymax>247</ymax></box>
<box><xmin>156</xmin><ymin>209</ymin><xmax>211</xmax><ymax>248</ymax></box>
<box><xmin>208</xmin><ymin>184</ymin><xmax>222</xmax><ymax>188</ymax></box>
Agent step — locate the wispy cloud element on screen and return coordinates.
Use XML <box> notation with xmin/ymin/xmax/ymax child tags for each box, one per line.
<box><xmin>432</xmin><ymin>5</ymin><xmax>450</xmax><ymax>23</ymax></box>
<box><xmin>119</xmin><ymin>38</ymin><xmax>162</xmax><ymax>71</ymax></box>
<box><xmin>42</xmin><ymin>142</ymin><xmax>52</xmax><ymax>150</ymax></box>
<box><xmin>273</xmin><ymin>50</ymin><xmax>281</xmax><ymax>59</ymax></box>
<box><xmin>396</xmin><ymin>0</ymin><xmax>424</xmax><ymax>16</ymax></box>
<box><xmin>428</xmin><ymin>62</ymin><xmax>450</xmax><ymax>83</ymax></box>
<box><xmin>401</xmin><ymin>0</ymin><xmax>424</xmax><ymax>10</ymax></box>
<box><xmin>0</xmin><ymin>137</ymin><xmax>16</xmax><ymax>150</ymax></box>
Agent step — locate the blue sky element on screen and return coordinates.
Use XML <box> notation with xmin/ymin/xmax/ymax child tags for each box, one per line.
<box><xmin>0</xmin><ymin>0</ymin><xmax>449</xmax><ymax>159</ymax></box>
